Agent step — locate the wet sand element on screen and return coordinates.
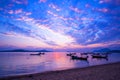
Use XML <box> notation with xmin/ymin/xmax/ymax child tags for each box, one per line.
<box><xmin>1</xmin><ymin>62</ymin><xmax>120</xmax><ymax>80</ymax></box>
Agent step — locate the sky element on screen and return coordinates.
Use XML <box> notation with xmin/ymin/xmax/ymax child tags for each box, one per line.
<box><xmin>0</xmin><ymin>0</ymin><xmax>120</xmax><ymax>51</ymax></box>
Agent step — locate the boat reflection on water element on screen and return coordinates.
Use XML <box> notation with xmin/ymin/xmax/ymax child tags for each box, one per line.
<box><xmin>30</xmin><ymin>52</ymin><xmax>45</xmax><ymax>56</ymax></box>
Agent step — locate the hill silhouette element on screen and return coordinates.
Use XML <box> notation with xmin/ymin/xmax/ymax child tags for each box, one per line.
<box><xmin>0</xmin><ymin>49</ymin><xmax>52</xmax><ymax>52</ymax></box>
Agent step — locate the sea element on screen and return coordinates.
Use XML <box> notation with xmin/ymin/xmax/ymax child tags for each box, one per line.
<box><xmin>0</xmin><ymin>52</ymin><xmax>120</xmax><ymax>77</ymax></box>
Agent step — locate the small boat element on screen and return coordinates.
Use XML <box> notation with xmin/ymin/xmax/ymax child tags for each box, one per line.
<box><xmin>66</xmin><ymin>52</ymin><xmax>76</xmax><ymax>56</ymax></box>
<box><xmin>66</xmin><ymin>53</ymin><xmax>72</xmax><ymax>56</ymax></box>
<box><xmin>92</xmin><ymin>54</ymin><xmax>108</xmax><ymax>58</ymax></box>
<box><xmin>39</xmin><ymin>52</ymin><xmax>45</xmax><ymax>55</ymax></box>
<box><xmin>71</xmin><ymin>55</ymin><xmax>88</xmax><ymax>60</ymax></box>
<box><xmin>66</xmin><ymin>54</ymin><xmax>72</xmax><ymax>56</ymax></box>
<box><xmin>30</xmin><ymin>52</ymin><xmax>45</xmax><ymax>55</ymax></box>
<box><xmin>30</xmin><ymin>53</ymin><xmax>41</xmax><ymax>55</ymax></box>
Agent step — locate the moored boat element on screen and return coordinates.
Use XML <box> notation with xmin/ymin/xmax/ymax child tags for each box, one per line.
<box><xmin>92</xmin><ymin>54</ymin><xmax>108</xmax><ymax>58</ymax></box>
<box><xmin>30</xmin><ymin>52</ymin><xmax>45</xmax><ymax>55</ymax></box>
<box><xmin>66</xmin><ymin>52</ymin><xmax>76</xmax><ymax>56</ymax></box>
<box><xmin>71</xmin><ymin>55</ymin><xmax>88</xmax><ymax>60</ymax></box>
<box><xmin>30</xmin><ymin>53</ymin><xmax>41</xmax><ymax>55</ymax></box>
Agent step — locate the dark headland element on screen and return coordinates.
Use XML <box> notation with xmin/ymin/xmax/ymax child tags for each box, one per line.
<box><xmin>0</xmin><ymin>49</ymin><xmax>52</xmax><ymax>52</ymax></box>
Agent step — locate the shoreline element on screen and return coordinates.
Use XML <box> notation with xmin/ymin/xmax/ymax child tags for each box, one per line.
<box><xmin>1</xmin><ymin>62</ymin><xmax>120</xmax><ymax>80</ymax></box>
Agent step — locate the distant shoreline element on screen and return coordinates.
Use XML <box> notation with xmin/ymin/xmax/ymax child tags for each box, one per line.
<box><xmin>1</xmin><ymin>62</ymin><xmax>120</xmax><ymax>80</ymax></box>
<box><xmin>0</xmin><ymin>51</ymin><xmax>51</xmax><ymax>52</ymax></box>
<box><xmin>0</xmin><ymin>49</ymin><xmax>52</xmax><ymax>52</ymax></box>
<box><xmin>0</xmin><ymin>49</ymin><xmax>120</xmax><ymax>53</ymax></box>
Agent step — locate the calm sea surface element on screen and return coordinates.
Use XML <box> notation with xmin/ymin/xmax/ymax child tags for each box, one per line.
<box><xmin>0</xmin><ymin>52</ymin><xmax>120</xmax><ymax>77</ymax></box>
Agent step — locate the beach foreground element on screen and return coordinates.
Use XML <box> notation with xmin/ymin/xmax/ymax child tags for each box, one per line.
<box><xmin>1</xmin><ymin>62</ymin><xmax>120</xmax><ymax>80</ymax></box>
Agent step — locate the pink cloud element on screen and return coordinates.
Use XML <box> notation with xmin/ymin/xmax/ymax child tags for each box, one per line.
<box><xmin>57</xmin><ymin>16</ymin><xmax>75</xmax><ymax>21</ymax></box>
<box><xmin>15</xmin><ymin>9</ymin><xmax>22</xmax><ymax>14</ymax></box>
<box><xmin>94</xmin><ymin>8</ymin><xmax>109</xmax><ymax>13</ymax></box>
<box><xmin>58</xmin><ymin>16</ymin><xmax>67</xmax><ymax>20</ymax></box>
<box><xmin>49</xmin><ymin>4</ymin><xmax>56</xmax><ymax>9</ymax></box>
<box><xmin>47</xmin><ymin>10</ymin><xmax>53</xmax><ymax>14</ymax></box>
<box><xmin>99</xmin><ymin>0</ymin><xmax>111</xmax><ymax>4</ymax></box>
<box><xmin>47</xmin><ymin>10</ymin><xmax>75</xmax><ymax>21</ymax></box>
<box><xmin>70</xmin><ymin>6</ymin><xmax>82</xmax><ymax>13</ymax></box>
<box><xmin>12</xmin><ymin>0</ymin><xmax>28</xmax><ymax>5</ymax></box>
<box><xmin>80</xmin><ymin>17</ymin><xmax>94</xmax><ymax>21</ymax></box>
<box><xmin>7</xmin><ymin>9</ymin><xmax>32</xmax><ymax>17</ymax></box>
<box><xmin>8</xmin><ymin>10</ymin><xmax>14</xmax><ymax>14</ymax></box>
<box><xmin>8</xmin><ymin>9</ymin><xmax>23</xmax><ymax>14</ymax></box>
<box><xmin>25</xmin><ymin>12</ymin><xmax>32</xmax><ymax>15</ymax></box>
<box><xmin>16</xmin><ymin>16</ymin><xmax>33</xmax><ymax>21</ymax></box>
<box><xmin>47</xmin><ymin>10</ymin><xmax>58</xmax><ymax>17</ymax></box>
<box><xmin>49</xmin><ymin>3</ymin><xmax>61</xmax><ymax>11</ymax></box>
<box><xmin>98</xmin><ymin>8</ymin><xmax>109</xmax><ymax>13</ymax></box>
<box><xmin>39</xmin><ymin>0</ymin><xmax>47</xmax><ymax>3</ymax></box>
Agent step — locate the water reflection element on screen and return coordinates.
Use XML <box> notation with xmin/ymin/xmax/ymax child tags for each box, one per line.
<box><xmin>0</xmin><ymin>52</ymin><xmax>120</xmax><ymax>77</ymax></box>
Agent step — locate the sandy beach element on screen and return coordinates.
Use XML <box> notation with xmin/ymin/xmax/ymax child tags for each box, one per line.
<box><xmin>1</xmin><ymin>62</ymin><xmax>120</xmax><ymax>80</ymax></box>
